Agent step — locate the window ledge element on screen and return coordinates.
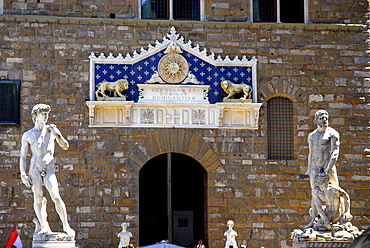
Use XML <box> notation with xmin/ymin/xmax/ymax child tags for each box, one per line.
<box><xmin>0</xmin><ymin>15</ymin><xmax>366</xmax><ymax>31</ymax></box>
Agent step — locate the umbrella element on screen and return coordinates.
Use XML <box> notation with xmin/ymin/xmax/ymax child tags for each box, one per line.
<box><xmin>140</xmin><ymin>240</ymin><xmax>186</xmax><ymax>248</ymax></box>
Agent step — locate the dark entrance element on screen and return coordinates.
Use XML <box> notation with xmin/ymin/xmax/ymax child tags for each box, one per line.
<box><xmin>139</xmin><ymin>153</ymin><xmax>207</xmax><ymax>247</ymax></box>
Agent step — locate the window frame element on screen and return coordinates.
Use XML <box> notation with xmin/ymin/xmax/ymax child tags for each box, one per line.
<box><xmin>250</xmin><ymin>0</ymin><xmax>308</xmax><ymax>23</ymax></box>
<box><xmin>139</xmin><ymin>0</ymin><xmax>205</xmax><ymax>21</ymax></box>
<box><xmin>0</xmin><ymin>80</ymin><xmax>21</xmax><ymax>125</ymax></box>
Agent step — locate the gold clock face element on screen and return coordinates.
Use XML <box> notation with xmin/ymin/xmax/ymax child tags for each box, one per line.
<box><xmin>158</xmin><ymin>53</ymin><xmax>189</xmax><ymax>84</ymax></box>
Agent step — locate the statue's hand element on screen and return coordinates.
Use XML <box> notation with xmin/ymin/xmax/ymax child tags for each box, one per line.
<box><xmin>49</xmin><ymin>124</ymin><xmax>62</xmax><ymax>137</ymax></box>
<box><xmin>21</xmin><ymin>173</ymin><xmax>32</xmax><ymax>188</ymax></box>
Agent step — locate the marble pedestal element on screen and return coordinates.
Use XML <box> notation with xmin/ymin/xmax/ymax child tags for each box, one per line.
<box><xmin>292</xmin><ymin>241</ymin><xmax>351</xmax><ymax>248</ymax></box>
<box><xmin>32</xmin><ymin>232</ymin><xmax>77</xmax><ymax>248</ymax></box>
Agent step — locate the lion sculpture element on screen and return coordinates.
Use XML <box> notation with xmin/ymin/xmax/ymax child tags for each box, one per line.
<box><xmin>221</xmin><ymin>80</ymin><xmax>252</xmax><ymax>101</ymax></box>
<box><xmin>95</xmin><ymin>79</ymin><xmax>129</xmax><ymax>99</ymax></box>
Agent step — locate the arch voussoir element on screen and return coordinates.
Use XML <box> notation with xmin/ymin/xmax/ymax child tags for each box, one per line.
<box><xmin>125</xmin><ymin>129</ymin><xmax>221</xmax><ymax>172</ymax></box>
<box><xmin>259</xmin><ymin>78</ymin><xmax>307</xmax><ymax>102</ymax></box>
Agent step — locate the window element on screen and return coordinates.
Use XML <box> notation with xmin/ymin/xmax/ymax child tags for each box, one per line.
<box><xmin>253</xmin><ymin>0</ymin><xmax>305</xmax><ymax>23</ymax></box>
<box><xmin>141</xmin><ymin>0</ymin><xmax>200</xmax><ymax>20</ymax></box>
<box><xmin>0</xmin><ymin>80</ymin><xmax>21</xmax><ymax>125</ymax></box>
<box><xmin>267</xmin><ymin>97</ymin><xmax>294</xmax><ymax>160</ymax></box>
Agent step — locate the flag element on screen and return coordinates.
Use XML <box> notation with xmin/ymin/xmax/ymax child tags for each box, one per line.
<box><xmin>5</xmin><ymin>229</ymin><xmax>23</xmax><ymax>248</ymax></box>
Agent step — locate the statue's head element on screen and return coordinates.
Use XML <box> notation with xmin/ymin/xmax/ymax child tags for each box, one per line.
<box><xmin>121</xmin><ymin>222</ymin><xmax>128</xmax><ymax>229</ymax></box>
<box><xmin>314</xmin><ymin>110</ymin><xmax>329</xmax><ymax>129</ymax></box>
<box><xmin>31</xmin><ymin>104</ymin><xmax>51</xmax><ymax>123</ymax></box>
<box><xmin>315</xmin><ymin>172</ymin><xmax>330</xmax><ymax>187</ymax></box>
<box><xmin>227</xmin><ymin>220</ymin><xmax>234</xmax><ymax>228</ymax></box>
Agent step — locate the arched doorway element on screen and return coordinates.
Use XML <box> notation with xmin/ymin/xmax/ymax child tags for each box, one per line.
<box><xmin>139</xmin><ymin>153</ymin><xmax>207</xmax><ymax>247</ymax></box>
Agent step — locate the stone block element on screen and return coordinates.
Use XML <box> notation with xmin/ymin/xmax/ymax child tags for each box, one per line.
<box><xmin>292</xmin><ymin>242</ymin><xmax>350</xmax><ymax>248</ymax></box>
<box><xmin>32</xmin><ymin>233</ymin><xmax>77</xmax><ymax>248</ymax></box>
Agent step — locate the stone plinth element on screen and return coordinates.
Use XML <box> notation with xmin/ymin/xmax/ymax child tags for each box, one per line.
<box><xmin>32</xmin><ymin>233</ymin><xmax>77</xmax><ymax>248</ymax></box>
<box><xmin>292</xmin><ymin>241</ymin><xmax>351</xmax><ymax>248</ymax></box>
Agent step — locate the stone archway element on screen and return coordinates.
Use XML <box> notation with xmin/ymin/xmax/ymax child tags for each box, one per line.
<box><xmin>125</xmin><ymin>129</ymin><xmax>221</xmax><ymax>246</ymax></box>
<box><xmin>125</xmin><ymin>129</ymin><xmax>222</xmax><ymax>172</ymax></box>
<box><xmin>139</xmin><ymin>153</ymin><xmax>207</xmax><ymax>246</ymax></box>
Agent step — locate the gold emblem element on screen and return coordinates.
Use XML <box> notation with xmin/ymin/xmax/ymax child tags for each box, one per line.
<box><xmin>158</xmin><ymin>53</ymin><xmax>189</xmax><ymax>84</ymax></box>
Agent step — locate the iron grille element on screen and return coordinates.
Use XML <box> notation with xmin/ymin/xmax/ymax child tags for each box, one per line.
<box><xmin>267</xmin><ymin>97</ymin><xmax>294</xmax><ymax>160</ymax></box>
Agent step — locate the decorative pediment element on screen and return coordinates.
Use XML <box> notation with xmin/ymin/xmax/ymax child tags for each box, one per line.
<box><xmin>86</xmin><ymin>27</ymin><xmax>262</xmax><ymax>129</ymax></box>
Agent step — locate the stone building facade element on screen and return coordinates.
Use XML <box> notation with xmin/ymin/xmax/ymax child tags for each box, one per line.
<box><xmin>0</xmin><ymin>0</ymin><xmax>369</xmax><ymax>247</ymax></box>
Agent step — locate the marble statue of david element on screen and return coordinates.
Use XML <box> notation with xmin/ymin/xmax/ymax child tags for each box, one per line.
<box><xmin>20</xmin><ymin>103</ymin><xmax>75</xmax><ymax>237</ymax></box>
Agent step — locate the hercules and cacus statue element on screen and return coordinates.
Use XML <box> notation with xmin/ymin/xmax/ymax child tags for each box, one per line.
<box><xmin>292</xmin><ymin>110</ymin><xmax>364</xmax><ymax>245</ymax></box>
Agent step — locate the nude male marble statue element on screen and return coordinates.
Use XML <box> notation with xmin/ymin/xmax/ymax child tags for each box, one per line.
<box><xmin>292</xmin><ymin>110</ymin><xmax>362</xmax><ymax>242</ymax></box>
<box><xmin>19</xmin><ymin>104</ymin><xmax>75</xmax><ymax>237</ymax></box>
<box><xmin>224</xmin><ymin>220</ymin><xmax>238</xmax><ymax>248</ymax></box>
<box><xmin>305</xmin><ymin>110</ymin><xmax>340</xmax><ymax>228</ymax></box>
<box><xmin>117</xmin><ymin>222</ymin><xmax>132</xmax><ymax>248</ymax></box>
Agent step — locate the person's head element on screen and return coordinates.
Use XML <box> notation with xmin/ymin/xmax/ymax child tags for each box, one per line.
<box><xmin>314</xmin><ymin>110</ymin><xmax>329</xmax><ymax>129</ymax></box>
<box><xmin>32</xmin><ymin>104</ymin><xmax>51</xmax><ymax>123</ymax></box>
<box><xmin>198</xmin><ymin>239</ymin><xmax>203</xmax><ymax>244</ymax></box>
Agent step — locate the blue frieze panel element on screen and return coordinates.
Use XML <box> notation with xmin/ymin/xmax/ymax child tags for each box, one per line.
<box><xmin>94</xmin><ymin>51</ymin><xmax>253</xmax><ymax>104</ymax></box>
<box><xmin>90</xmin><ymin>27</ymin><xmax>257</xmax><ymax>103</ymax></box>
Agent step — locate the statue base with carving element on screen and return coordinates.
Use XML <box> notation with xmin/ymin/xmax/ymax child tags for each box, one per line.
<box><xmin>291</xmin><ymin>222</ymin><xmax>363</xmax><ymax>248</ymax></box>
<box><xmin>32</xmin><ymin>232</ymin><xmax>77</xmax><ymax>248</ymax></box>
<box><xmin>292</xmin><ymin>241</ymin><xmax>350</xmax><ymax>248</ymax></box>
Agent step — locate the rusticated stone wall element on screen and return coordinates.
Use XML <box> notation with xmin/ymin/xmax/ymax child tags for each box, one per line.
<box><xmin>0</xmin><ymin>16</ymin><xmax>369</xmax><ymax>248</ymax></box>
<box><xmin>2</xmin><ymin>0</ymin><xmax>368</xmax><ymax>24</ymax></box>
